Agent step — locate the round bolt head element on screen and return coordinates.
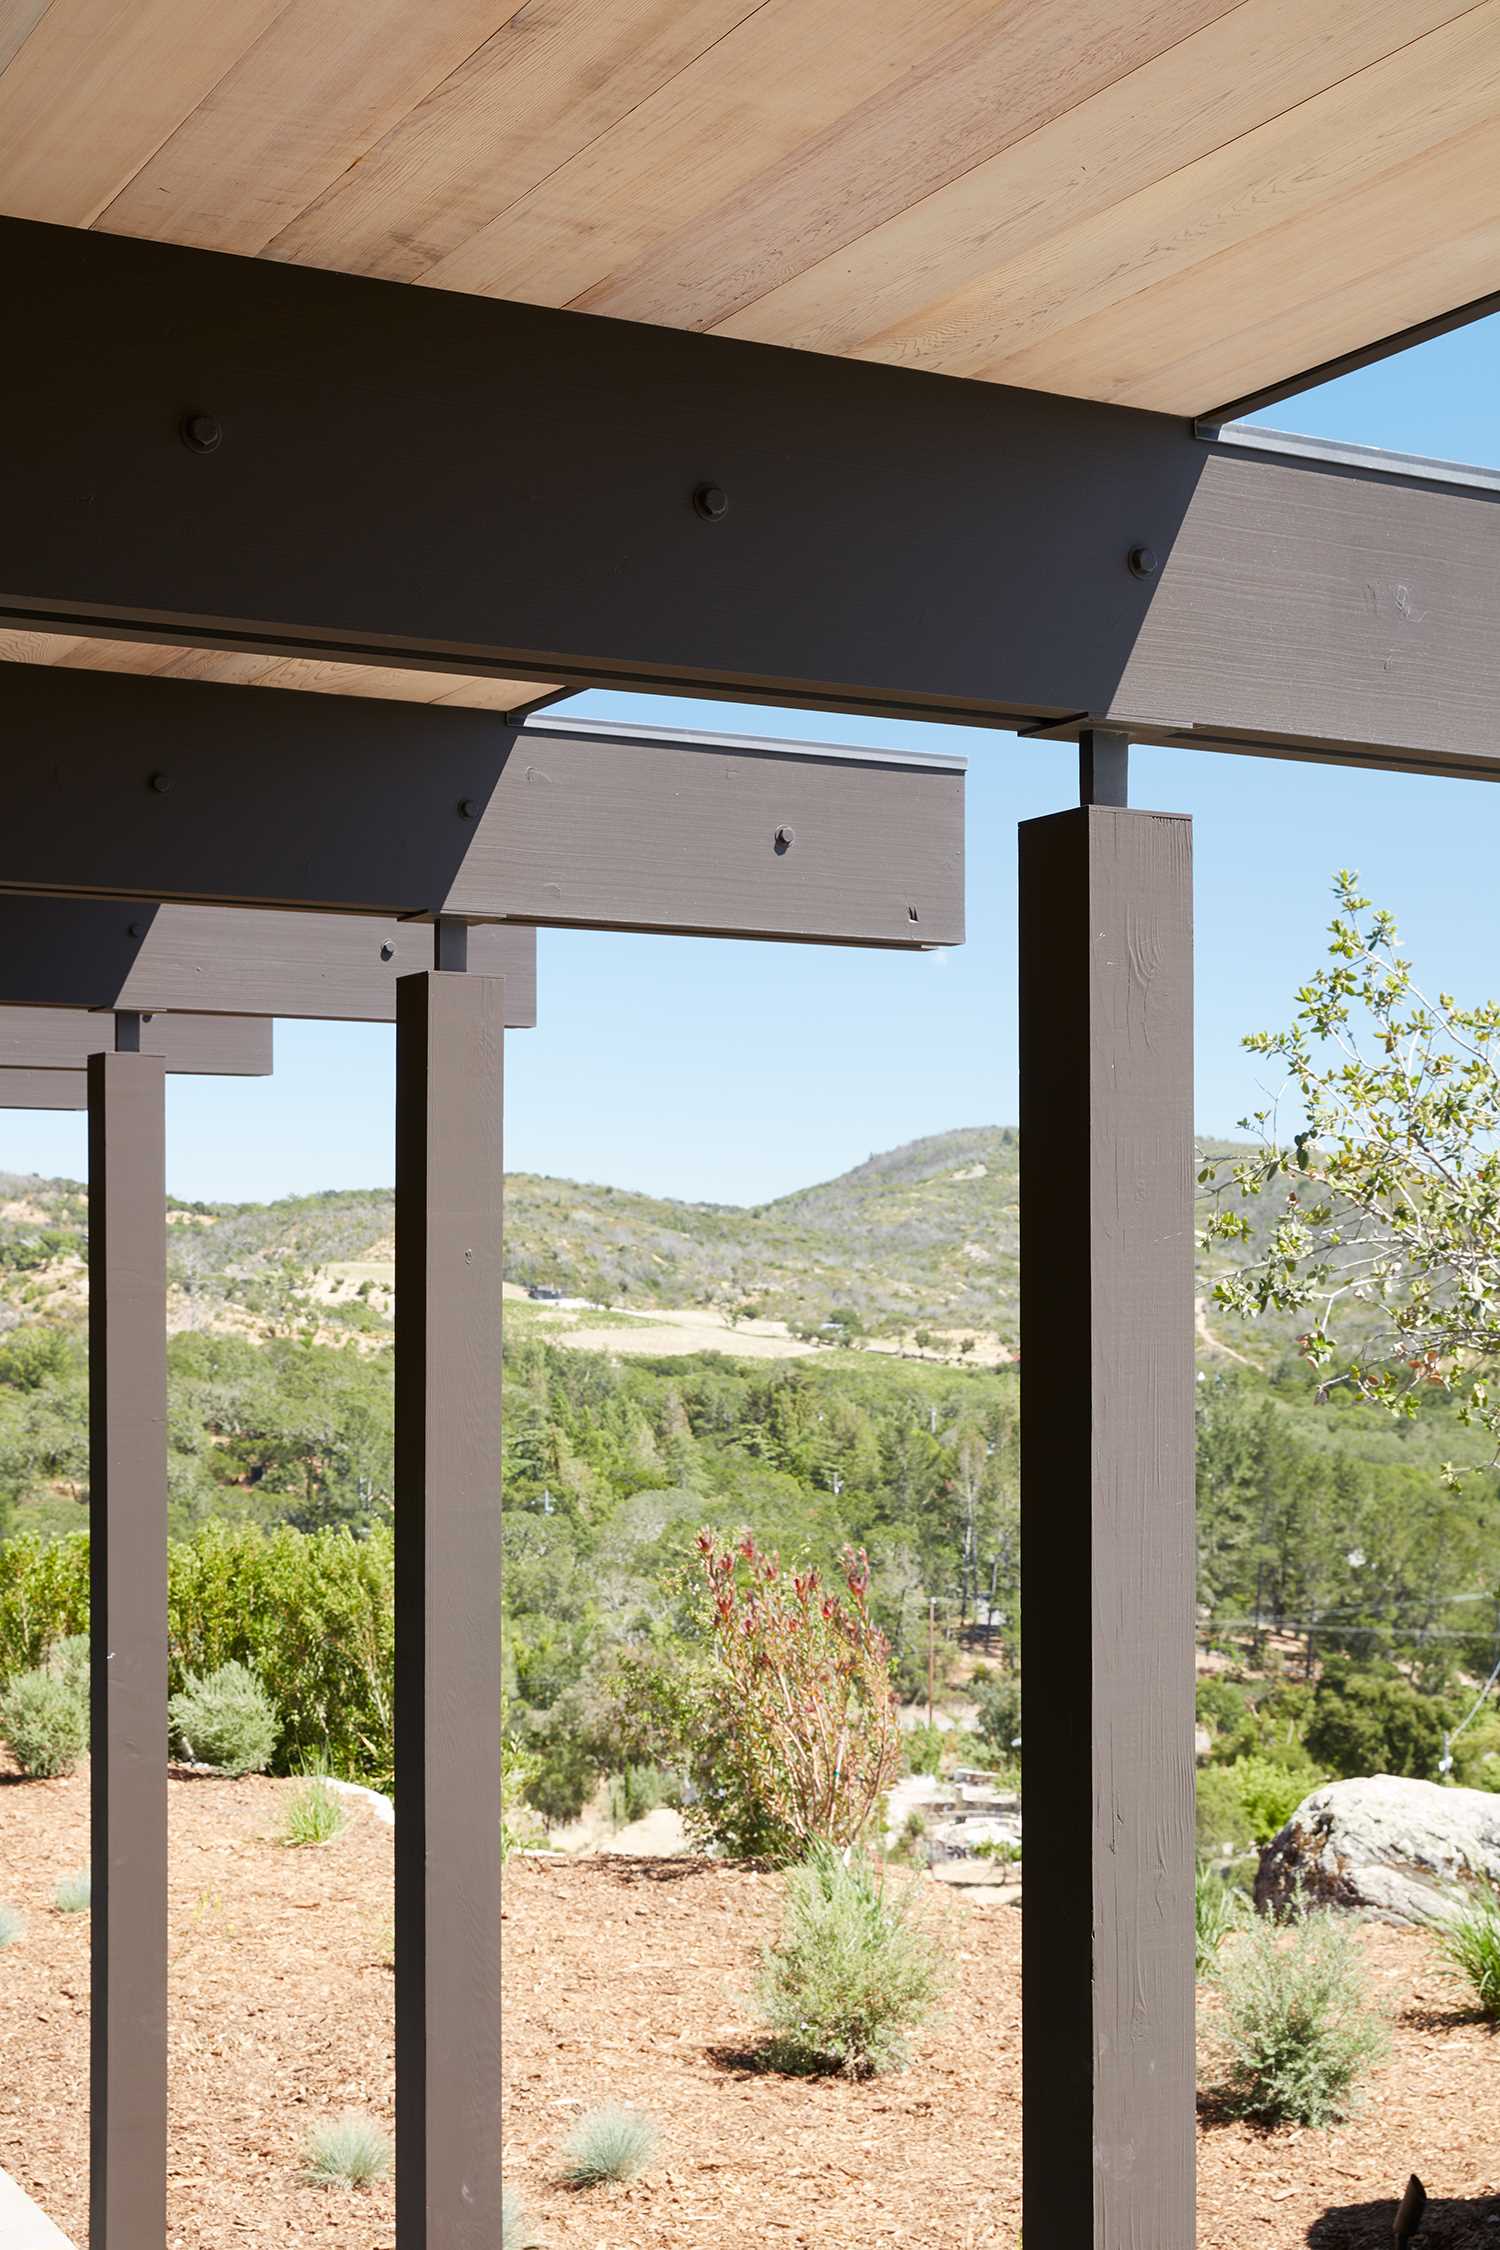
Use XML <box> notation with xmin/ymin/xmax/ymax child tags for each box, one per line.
<box><xmin>774</xmin><ymin>824</ymin><xmax>796</xmax><ymax>852</ymax></box>
<box><xmin>693</xmin><ymin>482</ymin><xmax>729</xmax><ymax>522</ymax></box>
<box><xmin>380</xmin><ymin>942</ymin><xmax>396</xmax><ymax>962</ymax></box>
<box><xmin>1128</xmin><ymin>544</ymin><xmax>1159</xmax><ymax>579</ymax></box>
<box><xmin>180</xmin><ymin>412</ymin><xmax>223</xmax><ymax>454</ymax></box>
<box><xmin>458</xmin><ymin>797</ymin><xmax>479</xmax><ymax>819</ymax></box>
<box><xmin>149</xmin><ymin>770</ymin><xmax>171</xmax><ymax>794</ymax></box>
<box><xmin>128</xmin><ymin>921</ymin><xmax>148</xmax><ymax>940</ymax></box>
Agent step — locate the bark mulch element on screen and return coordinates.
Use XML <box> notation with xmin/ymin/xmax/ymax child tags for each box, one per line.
<box><xmin>0</xmin><ymin>1767</ymin><xmax>1495</xmax><ymax>2247</ymax></box>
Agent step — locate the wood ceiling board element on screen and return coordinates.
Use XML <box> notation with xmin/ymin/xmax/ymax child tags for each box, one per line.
<box><xmin>0</xmin><ymin>630</ymin><xmax>555</xmax><ymax>711</ymax></box>
<box><xmin>716</xmin><ymin>0</ymin><xmax>1480</xmax><ymax>369</ymax></box>
<box><xmin>573</xmin><ymin>0</ymin><xmax>1238</xmax><ymax>332</ymax></box>
<box><xmin>1</xmin><ymin>1</ymin><xmax>1498</xmax><ymax>415</ymax></box>
<box><xmin>912</xmin><ymin>1</ymin><xmax>1500</xmax><ymax>400</ymax></box>
<box><xmin>415</xmin><ymin>0</ymin><xmax>1004</xmax><ymax>309</ymax></box>
<box><xmin>266</xmin><ymin>0</ymin><xmax>767</xmax><ymax>284</ymax></box>
<box><xmin>1001</xmin><ymin>118</ymin><xmax>1500</xmax><ymax>414</ymax></box>
<box><xmin>98</xmin><ymin>0</ymin><xmax>508</xmax><ymax>256</ymax></box>
<box><xmin>0</xmin><ymin>0</ymin><xmax>287</xmax><ymax>226</ymax></box>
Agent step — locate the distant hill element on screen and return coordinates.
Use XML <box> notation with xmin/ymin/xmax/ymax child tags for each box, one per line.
<box><xmin>0</xmin><ymin>1125</ymin><xmax>1271</xmax><ymax>1349</ymax></box>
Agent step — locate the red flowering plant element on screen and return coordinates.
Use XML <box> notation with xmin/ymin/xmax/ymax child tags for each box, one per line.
<box><xmin>651</xmin><ymin>1529</ymin><xmax>902</xmax><ymax>1861</ymax></box>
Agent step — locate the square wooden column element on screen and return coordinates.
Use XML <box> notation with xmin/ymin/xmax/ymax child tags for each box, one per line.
<box><xmin>87</xmin><ymin>1041</ymin><xmax>169</xmax><ymax>2248</ymax></box>
<box><xmin>1019</xmin><ymin>806</ymin><xmax>1196</xmax><ymax>2247</ymax></box>
<box><xmin>394</xmin><ymin>968</ymin><xmax>505</xmax><ymax>2244</ymax></box>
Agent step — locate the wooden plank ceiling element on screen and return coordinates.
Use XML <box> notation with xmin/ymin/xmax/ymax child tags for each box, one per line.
<box><xmin>2</xmin><ymin>0</ymin><xmax>1497</xmax><ymax>701</ymax></box>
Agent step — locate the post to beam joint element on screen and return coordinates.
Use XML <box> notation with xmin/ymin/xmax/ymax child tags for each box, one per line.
<box><xmin>88</xmin><ymin>1021</ymin><xmax>168</xmax><ymax>2248</ymax></box>
<box><xmin>394</xmin><ymin>967</ymin><xmax>505</xmax><ymax>2244</ymax></box>
<box><xmin>1019</xmin><ymin>804</ymin><xmax>1195</xmax><ymax>2247</ymax></box>
<box><xmin>1078</xmin><ymin>728</ymin><xmax>1130</xmax><ymax>807</ymax></box>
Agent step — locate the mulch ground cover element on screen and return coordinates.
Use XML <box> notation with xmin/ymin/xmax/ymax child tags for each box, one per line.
<box><xmin>0</xmin><ymin>1764</ymin><xmax>1495</xmax><ymax>2247</ymax></box>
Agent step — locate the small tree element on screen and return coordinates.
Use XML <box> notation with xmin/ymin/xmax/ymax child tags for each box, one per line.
<box><xmin>1202</xmin><ymin>873</ymin><xmax>1500</xmax><ymax>1485</ymax></box>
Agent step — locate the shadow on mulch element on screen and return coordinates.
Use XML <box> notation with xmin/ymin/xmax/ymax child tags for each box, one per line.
<box><xmin>1398</xmin><ymin>1996</ymin><xmax>1499</xmax><ymax>2035</ymax></box>
<box><xmin>1308</xmin><ymin>2194</ymin><xmax>1500</xmax><ymax>2247</ymax></box>
<box><xmin>585</xmin><ymin>1854</ymin><xmax>732</xmax><ymax>1887</ymax></box>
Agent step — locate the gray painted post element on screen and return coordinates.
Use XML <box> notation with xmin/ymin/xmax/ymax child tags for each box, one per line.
<box><xmin>87</xmin><ymin>1036</ymin><xmax>169</xmax><ymax>2248</ymax></box>
<box><xmin>394</xmin><ymin>968</ymin><xmax>505</xmax><ymax>2244</ymax></box>
<box><xmin>1019</xmin><ymin>805</ymin><xmax>1196</xmax><ymax>2247</ymax></box>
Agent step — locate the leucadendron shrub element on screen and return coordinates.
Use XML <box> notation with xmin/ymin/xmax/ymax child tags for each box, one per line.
<box><xmin>619</xmin><ymin>1530</ymin><xmax>902</xmax><ymax>1860</ymax></box>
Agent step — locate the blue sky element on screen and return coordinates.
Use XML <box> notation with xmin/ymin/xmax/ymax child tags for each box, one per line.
<box><xmin>6</xmin><ymin>320</ymin><xmax>1498</xmax><ymax>1207</ymax></box>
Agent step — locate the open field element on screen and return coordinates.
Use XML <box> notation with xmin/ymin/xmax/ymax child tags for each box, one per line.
<box><xmin>1</xmin><ymin>1770</ymin><xmax>1497</xmax><ymax>2249</ymax></box>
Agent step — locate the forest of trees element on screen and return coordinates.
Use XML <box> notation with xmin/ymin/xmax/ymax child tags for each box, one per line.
<box><xmin>3</xmin><ymin>1304</ymin><xmax>1497</xmax><ymax>1818</ymax></box>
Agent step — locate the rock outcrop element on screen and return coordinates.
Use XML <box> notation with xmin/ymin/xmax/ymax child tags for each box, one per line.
<box><xmin>1256</xmin><ymin>1774</ymin><xmax>1500</xmax><ymax>1925</ymax></box>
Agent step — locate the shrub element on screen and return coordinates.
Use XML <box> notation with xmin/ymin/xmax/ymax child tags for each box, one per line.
<box><xmin>0</xmin><ymin>1904</ymin><xmax>23</xmax><ymax>1949</ymax></box>
<box><xmin>560</xmin><ymin>2105</ymin><xmax>658</xmax><ymax>2187</ymax></box>
<box><xmin>54</xmin><ymin>1870</ymin><xmax>91</xmax><ymax>1914</ymax></box>
<box><xmin>620</xmin><ymin>1531</ymin><xmax>902</xmax><ymax>1861</ymax></box>
<box><xmin>973</xmin><ymin>1674</ymin><xmax>1022</xmax><ymax>1759</ymax></box>
<box><xmin>1304</xmin><ymin>1668</ymin><xmax>1452</xmax><ymax>1781</ymax></box>
<box><xmin>1204</xmin><ymin>1906</ymin><xmax>1387</xmax><ymax>2126</ymax></box>
<box><xmin>49</xmin><ymin>1634</ymin><xmax>90</xmax><ymax>1698</ymax></box>
<box><xmin>1195</xmin><ymin>1863</ymin><xmax>1248</xmax><ymax>1976</ymax></box>
<box><xmin>281</xmin><ymin>1778</ymin><xmax>349</xmax><ymax>1848</ymax></box>
<box><xmin>902</xmin><ymin>1719</ymin><xmax>946</xmax><ymax>1777</ymax></box>
<box><xmin>1231</xmin><ymin>1754</ymin><xmax>1322</xmax><ymax>1844</ymax></box>
<box><xmin>755</xmin><ymin>1845</ymin><xmax>947</xmax><ymax>2077</ymax></box>
<box><xmin>0</xmin><ymin>1665</ymin><xmax>88</xmax><ymax>1778</ymax></box>
<box><xmin>1434</xmin><ymin>1884</ymin><xmax>1500</xmax><ymax>2019</ymax></box>
<box><xmin>1</xmin><ymin>1524</ymin><xmax>395</xmax><ymax>1783</ymax></box>
<box><xmin>170</xmin><ymin>1660</ymin><xmax>277</xmax><ymax>1776</ymax></box>
<box><xmin>301</xmin><ymin>2114</ymin><xmax>392</xmax><ymax>2189</ymax></box>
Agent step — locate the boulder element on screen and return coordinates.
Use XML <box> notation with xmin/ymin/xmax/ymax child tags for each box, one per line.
<box><xmin>1256</xmin><ymin>1774</ymin><xmax>1500</xmax><ymax>1926</ymax></box>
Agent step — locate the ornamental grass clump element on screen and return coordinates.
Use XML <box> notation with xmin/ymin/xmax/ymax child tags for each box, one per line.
<box><xmin>54</xmin><ymin>1869</ymin><xmax>91</xmax><ymax>1914</ymax></box>
<box><xmin>501</xmin><ymin>2187</ymin><xmax>542</xmax><ymax>2247</ymax></box>
<box><xmin>169</xmin><ymin>1660</ymin><xmax>277</xmax><ymax>1776</ymax></box>
<box><xmin>281</xmin><ymin>1777</ymin><xmax>349</xmax><ymax>1848</ymax></box>
<box><xmin>560</xmin><ymin>2105</ymin><xmax>658</xmax><ymax>2187</ymax></box>
<box><xmin>1204</xmin><ymin>1904</ymin><xmax>1386</xmax><ymax>2126</ymax></box>
<box><xmin>301</xmin><ymin>2113</ymin><xmax>392</xmax><ymax>2189</ymax></box>
<box><xmin>625</xmin><ymin>1531</ymin><xmax>902</xmax><ymax>1861</ymax></box>
<box><xmin>1434</xmin><ymin>1883</ymin><xmax>1500</xmax><ymax>2019</ymax></box>
<box><xmin>0</xmin><ymin>1904</ymin><xmax>23</xmax><ymax>1950</ymax></box>
<box><xmin>0</xmin><ymin>1665</ymin><xmax>88</xmax><ymax>1778</ymax></box>
<box><xmin>756</xmin><ymin>1844</ymin><xmax>947</xmax><ymax>2078</ymax></box>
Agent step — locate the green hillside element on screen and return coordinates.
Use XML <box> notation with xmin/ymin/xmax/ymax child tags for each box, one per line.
<box><xmin>4</xmin><ymin>1126</ymin><xmax>1025</xmax><ymax>1343</ymax></box>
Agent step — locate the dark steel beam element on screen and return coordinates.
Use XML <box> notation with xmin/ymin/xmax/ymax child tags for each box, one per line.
<box><xmin>394</xmin><ymin>969</ymin><xmax>504</xmax><ymax>2244</ymax></box>
<box><xmin>0</xmin><ymin>1066</ymin><xmax>87</xmax><ymax>1108</ymax></box>
<box><xmin>0</xmin><ymin>667</ymin><xmax>963</xmax><ymax>945</ymax></box>
<box><xmin>2</xmin><ymin>218</ymin><xmax>1499</xmax><ymax>774</ymax></box>
<box><xmin>88</xmin><ymin>1041</ymin><xmax>169</xmax><ymax>2249</ymax></box>
<box><xmin>0</xmin><ymin>1006</ymin><xmax>271</xmax><ymax>1074</ymax></box>
<box><xmin>0</xmin><ymin>898</ymin><xmax>536</xmax><ymax>1023</ymax></box>
<box><xmin>1019</xmin><ymin>805</ymin><xmax>1196</xmax><ymax>2247</ymax></box>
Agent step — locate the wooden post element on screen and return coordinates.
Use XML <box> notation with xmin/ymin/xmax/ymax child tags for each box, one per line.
<box><xmin>1019</xmin><ymin>805</ymin><xmax>1196</xmax><ymax>2248</ymax></box>
<box><xmin>87</xmin><ymin>1024</ymin><xmax>168</xmax><ymax>2248</ymax></box>
<box><xmin>394</xmin><ymin>966</ymin><xmax>505</xmax><ymax>2245</ymax></box>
